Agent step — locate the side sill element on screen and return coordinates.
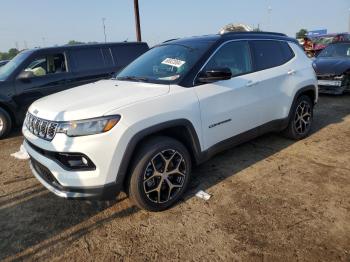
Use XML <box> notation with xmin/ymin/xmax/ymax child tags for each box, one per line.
<box><xmin>196</xmin><ymin>118</ymin><xmax>288</xmax><ymax>164</ymax></box>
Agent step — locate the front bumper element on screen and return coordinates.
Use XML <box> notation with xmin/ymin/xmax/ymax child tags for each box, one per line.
<box><xmin>318</xmin><ymin>85</ymin><xmax>347</xmax><ymax>95</ymax></box>
<box><xmin>29</xmin><ymin>156</ymin><xmax>120</xmax><ymax>200</ymax></box>
<box><xmin>317</xmin><ymin>77</ymin><xmax>349</xmax><ymax>95</ymax></box>
<box><xmin>22</xmin><ymin>118</ymin><xmax>132</xmax><ymax>199</ymax></box>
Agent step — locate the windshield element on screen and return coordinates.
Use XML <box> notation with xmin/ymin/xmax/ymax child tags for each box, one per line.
<box><xmin>117</xmin><ymin>42</ymin><xmax>213</xmax><ymax>84</ymax></box>
<box><xmin>318</xmin><ymin>43</ymin><xmax>350</xmax><ymax>58</ymax></box>
<box><xmin>0</xmin><ymin>52</ymin><xmax>29</xmax><ymax>80</ymax></box>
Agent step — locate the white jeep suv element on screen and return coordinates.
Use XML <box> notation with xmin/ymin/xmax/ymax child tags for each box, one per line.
<box><xmin>23</xmin><ymin>32</ymin><xmax>318</xmax><ymax>211</ymax></box>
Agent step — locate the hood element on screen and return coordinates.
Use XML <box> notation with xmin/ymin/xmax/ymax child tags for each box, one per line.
<box><xmin>314</xmin><ymin>57</ymin><xmax>350</xmax><ymax>76</ymax></box>
<box><xmin>29</xmin><ymin>80</ymin><xmax>170</xmax><ymax>121</ymax></box>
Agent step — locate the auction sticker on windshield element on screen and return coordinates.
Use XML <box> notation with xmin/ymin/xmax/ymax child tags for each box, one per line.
<box><xmin>161</xmin><ymin>58</ymin><xmax>186</xmax><ymax>68</ymax></box>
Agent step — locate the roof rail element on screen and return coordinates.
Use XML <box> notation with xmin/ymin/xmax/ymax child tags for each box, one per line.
<box><xmin>162</xmin><ymin>38</ymin><xmax>180</xmax><ymax>43</ymax></box>
<box><xmin>220</xmin><ymin>31</ymin><xmax>287</xmax><ymax>37</ymax></box>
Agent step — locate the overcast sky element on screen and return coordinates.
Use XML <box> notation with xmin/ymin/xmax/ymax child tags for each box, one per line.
<box><xmin>1</xmin><ymin>0</ymin><xmax>349</xmax><ymax>51</ymax></box>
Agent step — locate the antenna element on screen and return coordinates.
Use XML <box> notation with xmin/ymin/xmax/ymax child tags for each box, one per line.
<box><xmin>102</xmin><ymin>18</ymin><xmax>107</xmax><ymax>43</ymax></box>
<box><xmin>267</xmin><ymin>6</ymin><xmax>272</xmax><ymax>31</ymax></box>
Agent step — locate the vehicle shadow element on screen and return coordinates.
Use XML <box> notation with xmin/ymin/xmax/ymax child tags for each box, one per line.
<box><xmin>0</xmin><ymin>192</ymin><xmax>137</xmax><ymax>261</ymax></box>
<box><xmin>0</xmin><ymin>95</ymin><xmax>348</xmax><ymax>260</ymax></box>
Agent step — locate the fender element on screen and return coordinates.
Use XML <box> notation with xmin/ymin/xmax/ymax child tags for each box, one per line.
<box><xmin>115</xmin><ymin>119</ymin><xmax>202</xmax><ymax>189</ymax></box>
<box><xmin>286</xmin><ymin>85</ymin><xmax>317</xmax><ymax>124</ymax></box>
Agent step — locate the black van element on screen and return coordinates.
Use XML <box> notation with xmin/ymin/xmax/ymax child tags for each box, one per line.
<box><xmin>0</xmin><ymin>42</ymin><xmax>149</xmax><ymax>138</ymax></box>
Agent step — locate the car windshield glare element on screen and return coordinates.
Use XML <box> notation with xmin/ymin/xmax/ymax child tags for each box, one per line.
<box><xmin>318</xmin><ymin>43</ymin><xmax>350</xmax><ymax>58</ymax></box>
<box><xmin>117</xmin><ymin>42</ymin><xmax>212</xmax><ymax>84</ymax></box>
<box><xmin>0</xmin><ymin>52</ymin><xmax>29</xmax><ymax>81</ymax></box>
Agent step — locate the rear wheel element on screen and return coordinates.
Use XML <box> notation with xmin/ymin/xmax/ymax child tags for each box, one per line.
<box><xmin>283</xmin><ymin>95</ymin><xmax>313</xmax><ymax>140</ymax></box>
<box><xmin>0</xmin><ymin>108</ymin><xmax>12</xmax><ymax>139</ymax></box>
<box><xmin>128</xmin><ymin>136</ymin><xmax>191</xmax><ymax>212</ymax></box>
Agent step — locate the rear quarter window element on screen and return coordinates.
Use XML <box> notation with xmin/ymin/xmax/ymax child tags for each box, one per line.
<box><xmin>250</xmin><ymin>40</ymin><xmax>294</xmax><ymax>71</ymax></box>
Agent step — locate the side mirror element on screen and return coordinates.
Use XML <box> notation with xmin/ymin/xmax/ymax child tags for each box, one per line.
<box><xmin>17</xmin><ymin>70</ymin><xmax>34</xmax><ymax>82</ymax></box>
<box><xmin>197</xmin><ymin>67</ymin><xmax>232</xmax><ymax>83</ymax></box>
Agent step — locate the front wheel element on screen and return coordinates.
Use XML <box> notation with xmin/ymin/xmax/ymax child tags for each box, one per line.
<box><xmin>128</xmin><ymin>136</ymin><xmax>192</xmax><ymax>212</ymax></box>
<box><xmin>283</xmin><ymin>95</ymin><xmax>313</xmax><ymax>140</ymax></box>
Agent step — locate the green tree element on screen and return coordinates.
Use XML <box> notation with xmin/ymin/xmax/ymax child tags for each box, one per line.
<box><xmin>0</xmin><ymin>48</ymin><xmax>19</xmax><ymax>60</ymax></box>
<box><xmin>0</xmin><ymin>53</ymin><xmax>8</xmax><ymax>60</ymax></box>
<box><xmin>67</xmin><ymin>40</ymin><xmax>85</xmax><ymax>45</ymax></box>
<box><xmin>296</xmin><ymin>29</ymin><xmax>308</xmax><ymax>39</ymax></box>
<box><xmin>8</xmin><ymin>48</ymin><xmax>19</xmax><ymax>58</ymax></box>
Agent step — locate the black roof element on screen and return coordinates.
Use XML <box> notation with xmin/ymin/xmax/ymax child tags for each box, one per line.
<box><xmin>23</xmin><ymin>42</ymin><xmax>148</xmax><ymax>54</ymax></box>
<box><xmin>164</xmin><ymin>31</ymin><xmax>298</xmax><ymax>46</ymax></box>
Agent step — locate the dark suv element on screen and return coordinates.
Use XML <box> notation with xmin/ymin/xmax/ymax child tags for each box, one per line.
<box><xmin>0</xmin><ymin>42</ymin><xmax>149</xmax><ymax>138</ymax></box>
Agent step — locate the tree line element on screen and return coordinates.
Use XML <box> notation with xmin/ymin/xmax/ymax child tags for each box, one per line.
<box><xmin>0</xmin><ymin>48</ymin><xmax>20</xmax><ymax>61</ymax></box>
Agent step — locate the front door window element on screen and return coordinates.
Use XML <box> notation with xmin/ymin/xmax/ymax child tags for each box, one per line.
<box><xmin>22</xmin><ymin>53</ymin><xmax>67</xmax><ymax>77</ymax></box>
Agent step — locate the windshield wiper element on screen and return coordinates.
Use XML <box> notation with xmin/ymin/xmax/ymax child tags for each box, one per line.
<box><xmin>117</xmin><ymin>76</ymin><xmax>150</xmax><ymax>82</ymax></box>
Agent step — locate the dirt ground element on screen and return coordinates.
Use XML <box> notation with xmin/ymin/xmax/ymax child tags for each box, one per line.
<box><xmin>0</xmin><ymin>95</ymin><xmax>349</xmax><ymax>262</ymax></box>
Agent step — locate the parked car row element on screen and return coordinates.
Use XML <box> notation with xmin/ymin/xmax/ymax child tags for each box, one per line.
<box><xmin>302</xmin><ymin>33</ymin><xmax>350</xmax><ymax>57</ymax></box>
<box><xmin>0</xmin><ymin>42</ymin><xmax>149</xmax><ymax>138</ymax></box>
<box><xmin>313</xmin><ymin>41</ymin><xmax>350</xmax><ymax>94</ymax></box>
<box><xmin>21</xmin><ymin>31</ymin><xmax>318</xmax><ymax>211</ymax></box>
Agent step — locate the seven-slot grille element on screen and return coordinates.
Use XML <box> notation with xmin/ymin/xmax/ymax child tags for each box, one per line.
<box><xmin>25</xmin><ymin>112</ymin><xmax>59</xmax><ymax>141</ymax></box>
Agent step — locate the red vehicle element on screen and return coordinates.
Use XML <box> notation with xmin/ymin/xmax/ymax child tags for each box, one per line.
<box><xmin>303</xmin><ymin>33</ymin><xmax>350</xmax><ymax>57</ymax></box>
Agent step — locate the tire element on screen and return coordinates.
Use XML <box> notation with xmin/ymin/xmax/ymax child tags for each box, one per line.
<box><xmin>283</xmin><ymin>95</ymin><xmax>313</xmax><ymax>140</ymax></box>
<box><xmin>0</xmin><ymin>108</ymin><xmax>12</xmax><ymax>139</ymax></box>
<box><xmin>128</xmin><ymin>136</ymin><xmax>192</xmax><ymax>212</ymax></box>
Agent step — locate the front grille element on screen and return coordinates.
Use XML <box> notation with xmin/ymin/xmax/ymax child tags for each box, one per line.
<box><xmin>25</xmin><ymin>112</ymin><xmax>59</xmax><ymax>141</ymax></box>
<box><xmin>31</xmin><ymin>158</ymin><xmax>61</xmax><ymax>187</ymax></box>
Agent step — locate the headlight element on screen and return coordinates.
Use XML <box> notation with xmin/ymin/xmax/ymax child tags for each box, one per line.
<box><xmin>57</xmin><ymin>115</ymin><xmax>120</xmax><ymax>137</ymax></box>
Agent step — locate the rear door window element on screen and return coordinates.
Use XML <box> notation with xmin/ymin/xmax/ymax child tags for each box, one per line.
<box><xmin>250</xmin><ymin>40</ymin><xmax>293</xmax><ymax>71</ymax></box>
<box><xmin>101</xmin><ymin>48</ymin><xmax>114</xmax><ymax>67</ymax></box>
<box><xmin>71</xmin><ymin>48</ymin><xmax>105</xmax><ymax>71</ymax></box>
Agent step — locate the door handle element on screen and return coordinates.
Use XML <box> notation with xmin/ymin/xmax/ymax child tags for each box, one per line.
<box><xmin>246</xmin><ymin>80</ymin><xmax>259</xmax><ymax>87</ymax></box>
<box><xmin>287</xmin><ymin>69</ymin><xmax>296</xmax><ymax>75</ymax></box>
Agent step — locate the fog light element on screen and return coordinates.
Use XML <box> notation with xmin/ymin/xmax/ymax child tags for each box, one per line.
<box><xmin>82</xmin><ymin>157</ymin><xmax>88</xmax><ymax>165</ymax></box>
<box><xmin>67</xmin><ymin>158</ymin><xmax>88</xmax><ymax>167</ymax></box>
<box><xmin>56</xmin><ymin>153</ymin><xmax>96</xmax><ymax>170</ymax></box>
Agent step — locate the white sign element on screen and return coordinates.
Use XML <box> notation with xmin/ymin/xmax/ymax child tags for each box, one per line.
<box><xmin>161</xmin><ymin>58</ymin><xmax>186</xmax><ymax>68</ymax></box>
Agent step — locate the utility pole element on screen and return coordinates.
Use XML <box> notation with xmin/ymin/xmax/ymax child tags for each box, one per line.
<box><xmin>348</xmin><ymin>8</ymin><xmax>350</xmax><ymax>33</ymax></box>
<box><xmin>102</xmin><ymin>18</ymin><xmax>107</xmax><ymax>43</ymax></box>
<box><xmin>133</xmin><ymin>0</ymin><xmax>142</xmax><ymax>42</ymax></box>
